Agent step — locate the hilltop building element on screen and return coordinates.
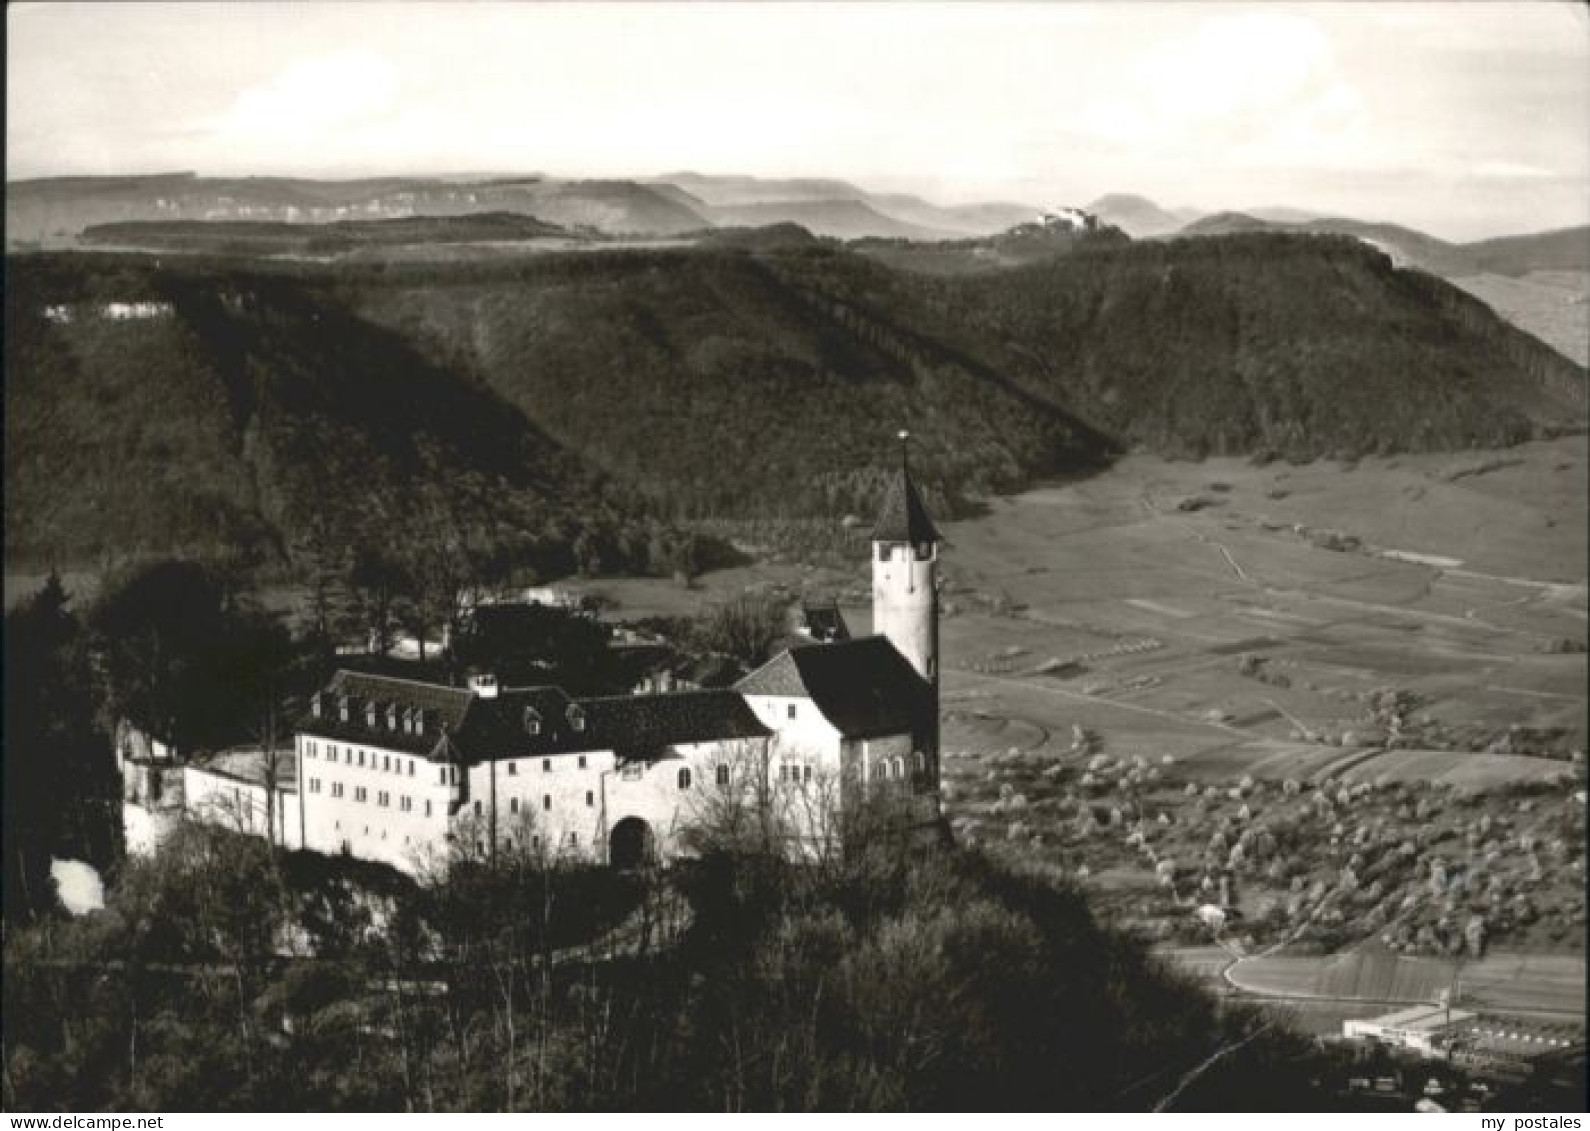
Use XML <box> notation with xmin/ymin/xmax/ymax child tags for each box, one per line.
<box><xmin>121</xmin><ymin>446</ymin><xmax>945</xmax><ymax>873</ymax></box>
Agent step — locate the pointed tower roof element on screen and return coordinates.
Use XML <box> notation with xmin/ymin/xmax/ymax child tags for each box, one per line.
<box><xmin>872</xmin><ymin>431</ymin><xmax>942</xmax><ymax>543</ymax></box>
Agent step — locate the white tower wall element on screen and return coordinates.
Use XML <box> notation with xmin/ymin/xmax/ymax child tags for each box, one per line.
<box><xmin>872</xmin><ymin>542</ymin><xmax>939</xmax><ymax>690</ymax></box>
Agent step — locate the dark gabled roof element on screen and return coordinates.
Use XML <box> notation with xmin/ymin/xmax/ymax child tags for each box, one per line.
<box><xmin>735</xmin><ymin>636</ymin><xmax>930</xmax><ymax>739</ymax></box>
<box><xmin>296</xmin><ymin>670</ymin><xmax>472</xmax><ymax>755</ymax></box>
<box><xmin>298</xmin><ymin>670</ymin><xmax>770</xmax><ymax>766</ymax></box>
<box><xmin>872</xmin><ymin>467</ymin><xmax>941</xmax><ymax>544</ymax></box>
<box><xmin>451</xmin><ymin>685</ymin><xmax>594</xmax><ymax>761</ymax></box>
<box><xmin>581</xmin><ymin>690</ymin><xmax>771</xmax><ymax>760</ymax></box>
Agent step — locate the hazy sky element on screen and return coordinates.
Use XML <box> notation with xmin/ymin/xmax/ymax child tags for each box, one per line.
<box><xmin>8</xmin><ymin>1</ymin><xmax>1588</xmax><ymax>239</ymax></box>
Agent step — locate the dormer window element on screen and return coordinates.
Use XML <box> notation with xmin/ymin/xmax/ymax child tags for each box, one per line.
<box><xmin>386</xmin><ymin>704</ymin><xmax>399</xmax><ymax>730</ymax></box>
<box><xmin>414</xmin><ymin>710</ymin><xmax>426</xmax><ymax>737</ymax></box>
<box><xmin>339</xmin><ymin>695</ymin><xmax>351</xmax><ymax>723</ymax></box>
<box><xmin>365</xmin><ymin>701</ymin><xmax>378</xmax><ymax>728</ymax></box>
<box><xmin>567</xmin><ymin>704</ymin><xmax>586</xmax><ymax>732</ymax></box>
<box><xmin>523</xmin><ymin>707</ymin><xmax>542</xmax><ymax>736</ymax></box>
<box><xmin>311</xmin><ymin>692</ymin><xmax>323</xmax><ymax>719</ymax></box>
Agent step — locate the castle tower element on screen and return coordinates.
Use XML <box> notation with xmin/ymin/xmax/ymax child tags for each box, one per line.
<box><xmin>872</xmin><ymin>431</ymin><xmax>941</xmax><ymax>756</ymax></box>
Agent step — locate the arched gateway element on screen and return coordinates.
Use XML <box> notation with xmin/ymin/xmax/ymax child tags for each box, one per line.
<box><xmin>609</xmin><ymin>816</ymin><xmax>655</xmax><ymax>869</ymax></box>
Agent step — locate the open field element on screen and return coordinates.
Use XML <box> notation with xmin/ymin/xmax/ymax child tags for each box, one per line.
<box><xmin>933</xmin><ymin>437</ymin><xmax>1586</xmax><ymax>782</ymax></box>
<box><xmin>928</xmin><ymin>439</ymin><xmax>1585</xmax><ymax>987</ymax></box>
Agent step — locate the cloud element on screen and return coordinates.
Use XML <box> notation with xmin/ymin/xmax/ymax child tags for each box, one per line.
<box><xmin>1473</xmin><ymin>160</ymin><xmax>1557</xmax><ymax>180</ymax></box>
<box><xmin>218</xmin><ymin>49</ymin><xmax>400</xmax><ymax>141</ymax></box>
<box><xmin>1079</xmin><ymin>13</ymin><xmax>1367</xmax><ymax>164</ymax></box>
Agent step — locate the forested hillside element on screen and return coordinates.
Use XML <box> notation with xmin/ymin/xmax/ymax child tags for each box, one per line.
<box><xmin>6</xmin><ymin>231</ymin><xmax>1584</xmax><ymax>578</ymax></box>
<box><xmin>913</xmin><ymin>233</ymin><xmax>1586</xmax><ymax>458</ymax></box>
<box><xmin>4</xmin><ymin>257</ymin><xmax>680</xmax><ymax>580</ymax></box>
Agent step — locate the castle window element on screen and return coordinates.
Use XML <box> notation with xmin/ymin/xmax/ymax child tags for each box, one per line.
<box><xmin>716</xmin><ymin>764</ymin><xmax>730</xmax><ymax>787</ymax></box>
<box><xmin>585</xmin><ymin>790</ymin><xmax>594</xmax><ymax>807</ymax></box>
<box><xmin>804</xmin><ymin>765</ymin><xmax>813</xmax><ymax>783</ymax></box>
<box><xmin>425</xmin><ymin>800</ymin><xmax>432</xmax><ymax>817</ymax></box>
<box><xmin>578</xmin><ymin>755</ymin><xmax>587</xmax><ymax>770</ymax></box>
<box><xmin>543</xmin><ymin>795</ymin><xmax>551</xmax><ymax>811</ymax></box>
<box><xmin>523</xmin><ymin>707</ymin><xmax>542</xmax><ymax>736</ymax></box>
<box><xmin>877</xmin><ymin>544</ymin><xmax>891</xmax><ymax>562</ymax></box>
<box><xmin>414</xmin><ymin>711</ymin><xmax>425</xmax><ymax>737</ymax></box>
<box><xmin>311</xmin><ymin>693</ymin><xmax>323</xmax><ymax>718</ymax></box>
<box><xmin>543</xmin><ymin>758</ymin><xmax>552</xmax><ymax>772</ymax></box>
<box><xmin>382</xmin><ymin>754</ymin><xmax>390</xmax><ymax>772</ymax></box>
<box><xmin>677</xmin><ymin>767</ymin><xmax>693</xmax><ymax>790</ymax></box>
<box><xmin>510</xmin><ymin>797</ymin><xmax>519</xmax><ymax>814</ymax></box>
<box><xmin>357</xmin><ymin>750</ymin><xmax>365</xmax><ymax>767</ymax></box>
<box><xmin>474</xmin><ymin>800</ymin><xmax>482</xmax><ymax>816</ymax></box>
<box><xmin>915</xmin><ymin>542</ymin><xmax>933</xmax><ymax>560</ymax></box>
<box><xmin>365</xmin><ymin>702</ymin><xmax>378</xmax><ymax>728</ymax></box>
<box><xmin>567</xmin><ymin>704</ymin><xmax>586</xmax><ymax>732</ymax></box>
<box><xmin>439</xmin><ymin>766</ymin><xmax>448</xmax><ymax>785</ymax></box>
<box><xmin>339</xmin><ymin>696</ymin><xmax>351</xmax><ymax>723</ymax></box>
<box><xmin>387</xmin><ymin>705</ymin><xmax>399</xmax><ymax>730</ymax></box>
<box><xmin>355</xmin><ymin>787</ymin><xmax>367</xmax><ymax>803</ymax></box>
<box><xmin>893</xmin><ymin>756</ymin><xmax>906</xmax><ymax>780</ymax></box>
<box><xmin>915</xmin><ymin>751</ymin><xmax>926</xmax><ymax>773</ymax></box>
<box><xmin>568</xmin><ymin>832</ymin><xmax>578</xmax><ymax>847</ymax></box>
<box><xmin>787</xmin><ymin>703</ymin><xmax>797</xmax><ymax>720</ymax></box>
<box><xmin>332</xmin><ymin>783</ymin><xmax>344</xmax><ymax>798</ymax></box>
<box><xmin>408</xmin><ymin>760</ymin><xmax>414</xmax><ymax>776</ymax></box>
<box><xmin>508</xmin><ymin>761</ymin><xmax>517</xmax><ymax>775</ymax></box>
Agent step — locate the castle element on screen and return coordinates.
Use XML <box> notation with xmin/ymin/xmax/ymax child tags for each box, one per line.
<box><xmin>119</xmin><ymin>449</ymin><xmax>945</xmax><ymax>874</ymax></box>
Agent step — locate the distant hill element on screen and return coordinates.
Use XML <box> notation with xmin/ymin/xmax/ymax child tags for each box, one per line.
<box><xmin>1174</xmin><ymin>211</ymin><xmax>1272</xmax><ymax>238</ymax></box>
<box><xmin>647</xmin><ymin>173</ymin><xmax>873</xmax><ymax>207</ymax></box>
<box><xmin>1174</xmin><ymin>212</ymin><xmax>1590</xmax><ymax>279</ymax></box>
<box><xmin>80</xmin><ymin>212</ymin><xmax>585</xmax><ymax>255</ymax></box>
<box><xmin>1244</xmin><ymin>205</ymin><xmax>1325</xmax><ymax>224</ymax></box>
<box><xmin>5</xmin><ymin>173</ymin><xmax>709</xmax><ymax>243</ymax></box>
<box><xmin>701</xmin><ymin>199</ymin><xmax>957</xmax><ymax>241</ymax></box>
<box><xmin>7</xmin><ymin>232</ymin><xmax>1582</xmax><ymax>575</ymax></box>
<box><xmin>1461</xmin><ymin>226</ymin><xmax>1590</xmax><ymax>276</ymax></box>
<box><xmin>645</xmin><ymin>173</ymin><xmax>1039</xmax><ymax>238</ymax></box>
<box><xmin>853</xmin><ymin>213</ymin><xmax>1131</xmax><ymax>275</ymax></box>
<box><xmin>1086</xmin><ymin>193</ymin><xmax>1201</xmax><ymax>238</ymax></box>
<box><xmin>9</xmin><ymin>172</ymin><xmax>1042</xmax><ymax>246</ymax></box>
<box><xmin>870</xmin><ymin>194</ymin><xmax>1039</xmax><ymax>237</ymax></box>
